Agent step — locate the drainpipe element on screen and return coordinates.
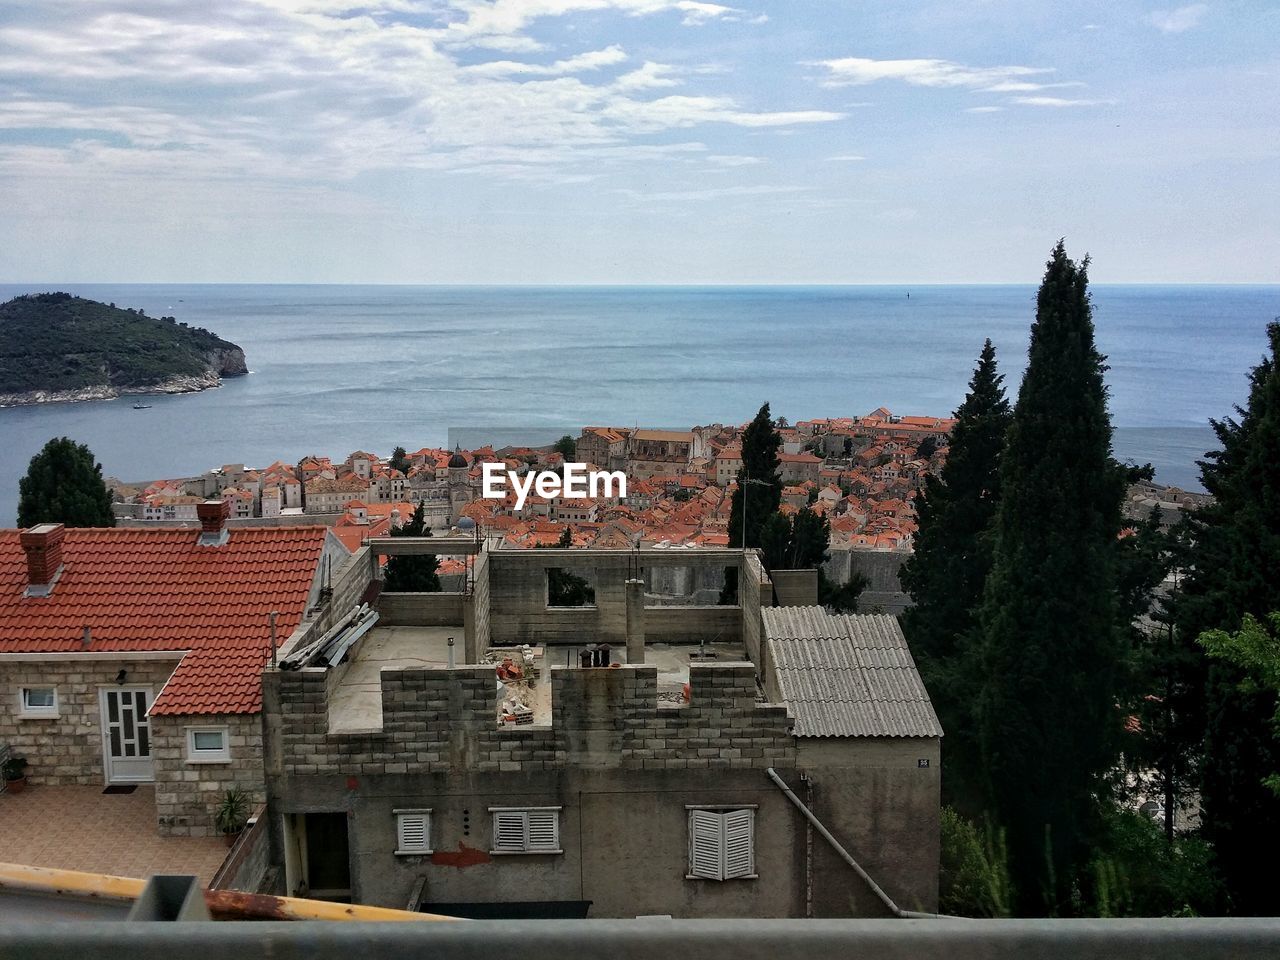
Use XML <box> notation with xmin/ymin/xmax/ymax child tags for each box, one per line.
<box><xmin>765</xmin><ymin>767</ymin><xmax>944</xmax><ymax>920</ymax></box>
<box><xmin>803</xmin><ymin>772</ymin><xmax>814</xmax><ymax>919</ymax></box>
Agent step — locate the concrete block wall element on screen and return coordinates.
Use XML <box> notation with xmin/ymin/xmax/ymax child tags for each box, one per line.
<box><xmin>740</xmin><ymin>553</ymin><xmax>770</xmax><ymax>669</ymax></box>
<box><xmin>486</xmin><ymin>550</ymin><xmax>748</xmax><ymax>647</ymax></box>
<box><xmin>375</xmin><ymin>592</ymin><xmax>465</xmax><ymax>626</ymax></box>
<box><xmin>264</xmin><ymin>663</ymin><xmax>793</xmax><ymax>778</ymax></box>
<box><xmin>151</xmin><ymin>712</ymin><xmax>266</xmax><ymax>837</ymax></box>
<box><xmin>0</xmin><ymin>657</ymin><xmax>181</xmax><ymax>785</ymax></box>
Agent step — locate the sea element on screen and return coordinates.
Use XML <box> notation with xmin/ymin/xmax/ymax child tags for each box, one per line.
<box><xmin>1</xmin><ymin>283</ymin><xmax>1277</xmax><ymax>526</ymax></box>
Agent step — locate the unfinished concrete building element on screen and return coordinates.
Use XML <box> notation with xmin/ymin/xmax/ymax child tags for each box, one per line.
<box><xmin>261</xmin><ymin>540</ymin><xmax>942</xmax><ymax>918</ymax></box>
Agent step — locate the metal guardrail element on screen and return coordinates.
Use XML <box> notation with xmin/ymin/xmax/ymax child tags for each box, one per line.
<box><xmin>2</xmin><ymin>918</ymin><xmax>1280</xmax><ymax>958</ymax></box>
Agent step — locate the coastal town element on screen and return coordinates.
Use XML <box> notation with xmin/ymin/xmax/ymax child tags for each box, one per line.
<box><xmin>107</xmin><ymin>408</ymin><xmax>951</xmax><ymax>601</ymax></box>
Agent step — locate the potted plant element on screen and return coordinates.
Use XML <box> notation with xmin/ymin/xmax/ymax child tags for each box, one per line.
<box><xmin>3</xmin><ymin>756</ymin><xmax>29</xmax><ymax>795</ymax></box>
<box><xmin>214</xmin><ymin>787</ymin><xmax>251</xmax><ymax>846</ymax></box>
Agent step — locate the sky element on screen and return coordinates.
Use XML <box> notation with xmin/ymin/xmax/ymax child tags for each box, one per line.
<box><xmin>0</xmin><ymin>1</ymin><xmax>1277</xmax><ymax>284</ymax></box>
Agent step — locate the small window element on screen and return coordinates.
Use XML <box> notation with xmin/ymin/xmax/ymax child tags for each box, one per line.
<box><xmin>395</xmin><ymin>809</ymin><xmax>432</xmax><ymax>855</ymax></box>
<box><xmin>687</xmin><ymin>808</ymin><xmax>755</xmax><ymax>880</ymax></box>
<box><xmin>490</xmin><ymin>807</ymin><xmax>562</xmax><ymax>854</ymax></box>
<box><xmin>18</xmin><ymin>686</ymin><xmax>58</xmax><ymax>718</ymax></box>
<box><xmin>185</xmin><ymin>726</ymin><xmax>231</xmax><ymax>763</ymax></box>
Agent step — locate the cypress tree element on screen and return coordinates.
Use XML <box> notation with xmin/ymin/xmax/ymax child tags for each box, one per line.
<box><xmin>383</xmin><ymin>502</ymin><xmax>440</xmax><ymax>592</ymax></box>
<box><xmin>17</xmin><ymin>436</ymin><xmax>116</xmax><ymax>527</ymax></box>
<box><xmin>1175</xmin><ymin>321</ymin><xmax>1280</xmax><ymax>914</ymax></box>
<box><xmin>726</xmin><ymin>402</ymin><xmax>782</xmax><ymax>549</ymax></box>
<box><xmin>900</xmin><ymin>339</ymin><xmax>1011</xmax><ymax>811</ymax></box>
<box><xmin>975</xmin><ymin>242</ymin><xmax>1129</xmax><ymax>914</ymax></box>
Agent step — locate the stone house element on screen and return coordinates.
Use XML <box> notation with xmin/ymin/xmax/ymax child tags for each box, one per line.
<box><xmin>626</xmin><ymin>430</ymin><xmax>693</xmax><ymax>480</ymax></box>
<box><xmin>0</xmin><ymin>503</ymin><xmax>348</xmax><ymax>836</ymax></box>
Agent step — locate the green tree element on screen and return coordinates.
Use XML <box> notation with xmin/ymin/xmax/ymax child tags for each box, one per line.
<box><xmin>553</xmin><ymin>435</ymin><xmax>577</xmax><ymax>460</ymax></box>
<box><xmin>974</xmin><ymin>242</ymin><xmax>1130</xmax><ymax>915</ymax></box>
<box><xmin>939</xmin><ymin>808</ymin><xmax>1014</xmax><ymax>918</ymax></box>
<box><xmin>389</xmin><ymin>445</ymin><xmax>410</xmax><ymax>475</ymax></box>
<box><xmin>542</xmin><ymin>525</ymin><xmax>596</xmax><ymax>606</ymax></box>
<box><xmin>899</xmin><ymin>340</ymin><xmax>1011</xmax><ymax>811</ymax></box>
<box><xmin>727</xmin><ymin>402</ymin><xmax>782</xmax><ymax>550</ymax></box>
<box><xmin>1199</xmin><ymin>612</ymin><xmax>1280</xmax><ymax>798</ymax></box>
<box><xmin>1174</xmin><ymin>321</ymin><xmax>1280</xmax><ymax>914</ymax></box>
<box><xmin>383</xmin><ymin>503</ymin><xmax>440</xmax><ymax>592</ymax></box>
<box><xmin>18</xmin><ymin>437</ymin><xmax>116</xmax><ymax>527</ymax></box>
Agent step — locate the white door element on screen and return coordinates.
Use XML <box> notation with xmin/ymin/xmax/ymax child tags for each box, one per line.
<box><xmin>100</xmin><ymin>687</ymin><xmax>154</xmax><ymax>783</ymax></box>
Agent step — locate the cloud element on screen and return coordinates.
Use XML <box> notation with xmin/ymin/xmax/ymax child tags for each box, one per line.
<box><xmin>1148</xmin><ymin>4</ymin><xmax>1208</xmax><ymax>33</ymax></box>
<box><xmin>1011</xmin><ymin>96</ymin><xmax>1114</xmax><ymax>107</ymax></box>
<box><xmin>979</xmin><ymin>81</ymin><xmax>1086</xmax><ymax>93</ymax></box>
<box><xmin>964</xmin><ymin>106</ymin><xmax>1003</xmax><ymax>113</ymax></box>
<box><xmin>811</xmin><ymin>57</ymin><xmax>1053</xmax><ymax>89</ymax></box>
<box><xmin>464</xmin><ymin>45</ymin><xmax>629</xmax><ymax>76</ymax></box>
<box><xmin>823</xmin><ymin>154</ymin><xmax>866</xmax><ymax>161</ymax></box>
<box><xmin>616</xmin><ymin>182</ymin><xmax>805</xmax><ymax>202</ymax></box>
<box><xmin>706</xmin><ymin>154</ymin><xmax>763</xmax><ymax>166</ymax></box>
<box><xmin>0</xmin><ymin>2</ymin><xmax>835</xmax><ymax>188</ymax></box>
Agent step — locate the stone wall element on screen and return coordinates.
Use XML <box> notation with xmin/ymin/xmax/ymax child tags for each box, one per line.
<box><xmin>264</xmin><ymin>662</ymin><xmax>794</xmax><ymax>778</ymax></box>
<box><xmin>151</xmin><ymin>711</ymin><xmax>266</xmax><ymax>837</ymax></box>
<box><xmin>0</xmin><ymin>657</ymin><xmax>181</xmax><ymax>785</ymax></box>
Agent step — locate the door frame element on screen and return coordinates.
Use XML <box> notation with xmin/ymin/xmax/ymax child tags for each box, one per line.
<box><xmin>98</xmin><ymin>685</ymin><xmax>155</xmax><ymax>785</ymax></box>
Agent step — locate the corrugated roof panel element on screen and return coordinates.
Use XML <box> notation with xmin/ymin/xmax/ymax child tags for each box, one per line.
<box><xmin>763</xmin><ymin>606</ymin><xmax>943</xmax><ymax>739</ymax></box>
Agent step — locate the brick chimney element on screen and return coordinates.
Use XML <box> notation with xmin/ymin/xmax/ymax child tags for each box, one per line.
<box><xmin>196</xmin><ymin>499</ymin><xmax>231</xmax><ymax>547</ymax></box>
<box><xmin>20</xmin><ymin>523</ymin><xmax>66</xmax><ymax>597</ymax></box>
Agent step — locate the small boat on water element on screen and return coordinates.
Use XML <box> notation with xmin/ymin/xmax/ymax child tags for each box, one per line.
<box><xmin>132</xmin><ymin>403</ymin><xmax>153</xmax><ymax>410</ymax></box>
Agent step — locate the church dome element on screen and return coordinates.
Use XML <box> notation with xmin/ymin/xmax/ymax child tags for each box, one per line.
<box><xmin>448</xmin><ymin>450</ymin><xmax>469</xmax><ymax>469</ymax></box>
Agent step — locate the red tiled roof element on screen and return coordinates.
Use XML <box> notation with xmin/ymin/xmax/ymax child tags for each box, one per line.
<box><xmin>0</xmin><ymin>527</ymin><xmax>330</xmax><ymax>715</ymax></box>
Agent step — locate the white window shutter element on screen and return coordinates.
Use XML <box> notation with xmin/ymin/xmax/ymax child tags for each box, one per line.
<box><xmin>526</xmin><ymin>810</ymin><xmax>559</xmax><ymax>852</ymax></box>
<box><xmin>397</xmin><ymin>812</ymin><xmax>430</xmax><ymax>853</ymax></box>
<box><xmin>689</xmin><ymin>809</ymin><xmax>725</xmax><ymax>880</ymax></box>
<box><xmin>493</xmin><ymin>810</ymin><xmax>527</xmax><ymax>852</ymax></box>
<box><xmin>723</xmin><ymin>809</ymin><xmax>754</xmax><ymax>879</ymax></box>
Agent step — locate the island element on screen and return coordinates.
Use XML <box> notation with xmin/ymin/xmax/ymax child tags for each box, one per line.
<box><xmin>0</xmin><ymin>292</ymin><xmax>248</xmax><ymax>406</ymax></box>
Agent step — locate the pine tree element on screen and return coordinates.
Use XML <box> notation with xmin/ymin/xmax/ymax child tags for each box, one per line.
<box><xmin>1174</xmin><ymin>321</ymin><xmax>1280</xmax><ymax>915</ymax></box>
<box><xmin>17</xmin><ymin>437</ymin><xmax>116</xmax><ymax>527</ymax></box>
<box><xmin>975</xmin><ymin>242</ymin><xmax>1129</xmax><ymax>914</ymax></box>
<box><xmin>383</xmin><ymin>502</ymin><xmax>440</xmax><ymax>592</ymax></box>
<box><xmin>900</xmin><ymin>340</ymin><xmax>1011</xmax><ymax>810</ymax></box>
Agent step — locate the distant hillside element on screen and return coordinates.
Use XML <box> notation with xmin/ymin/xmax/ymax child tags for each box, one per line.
<box><xmin>0</xmin><ymin>293</ymin><xmax>247</xmax><ymax>405</ymax></box>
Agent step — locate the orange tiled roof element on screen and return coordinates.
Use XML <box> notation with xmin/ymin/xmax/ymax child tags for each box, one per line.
<box><xmin>0</xmin><ymin>527</ymin><xmax>330</xmax><ymax>715</ymax></box>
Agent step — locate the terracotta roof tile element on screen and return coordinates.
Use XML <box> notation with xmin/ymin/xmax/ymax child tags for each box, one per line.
<box><xmin>0</xmin><ymin>527</ymin><xmax>329</xmax><ymax>715</ymax></box>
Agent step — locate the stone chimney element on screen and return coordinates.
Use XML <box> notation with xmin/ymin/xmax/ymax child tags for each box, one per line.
<box><xmin>20</xmin><ymin>523</ymin><xmax>66</xmax><ymax>597</ymax></box>
<box><xmin>196</xmin><ymin>499</ymin><xmax>231</xmax><ymax>547</ymax></box>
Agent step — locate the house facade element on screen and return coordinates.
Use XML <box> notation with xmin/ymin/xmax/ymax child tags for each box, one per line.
<box><xmin>0</xmin><ymin>505</ymin><xmax>348</xmax><ymax>836</ymax></box>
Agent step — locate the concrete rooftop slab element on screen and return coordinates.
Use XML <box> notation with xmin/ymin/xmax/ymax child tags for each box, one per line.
<box><xmin>329</xmin><ymin>625</ymin><xmax>461</xmax><ymax>733</ymax></box>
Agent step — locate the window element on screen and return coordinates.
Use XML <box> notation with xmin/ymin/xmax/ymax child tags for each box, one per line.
<box><xmin>18</xmin><ymin>686</ymin><xmax>58</xmax><ymax>718</ymax></box>
<box><xmin>489</xmin><ymin>807</ymin><xmax>562</xmax><ymax>854</ymax></box>
<box><xmin>394</xmin><ymin>809</ymin><xmax>432</xmax><ymax>855</ymax></box>
<box><xmin>185</xmin><ymin>726</ymin><xmax>230</xmax><ymax>763</ymax></box>
<box><xmin>546</xmin><ymin>568</ymin><xmax>596</xmax><ymax>607</ymax></box>
<box><xmin>687</xmin><ymin>808</ymin><xmax>755</xmax><ymax>880</ymax></box>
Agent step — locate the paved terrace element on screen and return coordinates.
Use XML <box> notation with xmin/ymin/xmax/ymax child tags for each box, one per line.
<box><xmin>0</xmin><ymin>785</ymin><xmax>228</xmax><ymax>885</ymax></box>
<box><xmin>328</xmin><ymin>630</ymin><xmax>749</xmax><ymax>731</ymax></box>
